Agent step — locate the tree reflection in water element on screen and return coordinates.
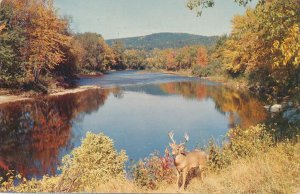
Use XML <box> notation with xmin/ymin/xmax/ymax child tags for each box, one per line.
<box><xmin>0</xmin><ymin>88</ymin><xmax>109</xmax><ymax>179</ymax></box>
<box><xmin>159</xmin><ymin>82</ymin><xmax>268</xmax><ymax>128</ymax></box>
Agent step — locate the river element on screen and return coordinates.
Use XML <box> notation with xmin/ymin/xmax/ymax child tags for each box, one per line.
<box><xmin>0</xmin><ymin>70</ymin><xmax>268</xmax><ymax>179</ymax></box>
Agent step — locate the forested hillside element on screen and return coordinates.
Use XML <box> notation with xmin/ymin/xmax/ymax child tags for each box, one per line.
<box><xmin>106</xmin><ymin>33</ymin><xmax>218</xmax><ymax>50</ymax></box>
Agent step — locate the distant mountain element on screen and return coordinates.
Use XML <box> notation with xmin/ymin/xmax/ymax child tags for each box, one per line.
<box><xmin>106</xmin><ymin>33</ymin><xmax>219</xmax><ymax>50</ymax></box>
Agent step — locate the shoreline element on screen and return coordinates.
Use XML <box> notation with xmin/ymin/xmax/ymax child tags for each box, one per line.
<box><xmin>0</xmin><ymin>85</ymin><xmax>101</xmax><ymax>105</ymax></box>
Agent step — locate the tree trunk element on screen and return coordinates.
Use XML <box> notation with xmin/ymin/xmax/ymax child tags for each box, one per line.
<box><xmin>34</xmin><ymin>67</ymin><xmax>40</xmax><ymax>83</ymax></box>
<box><xmin>33</xmin><ymin>67</ymin><xmax>48</xmax><ymax>93</ymax></box>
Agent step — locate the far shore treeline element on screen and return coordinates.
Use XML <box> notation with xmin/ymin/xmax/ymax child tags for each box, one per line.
<box><xmin>1</xmin><ymin>0</ymin><xmax>300</xmax><ymax>100</ymax></box>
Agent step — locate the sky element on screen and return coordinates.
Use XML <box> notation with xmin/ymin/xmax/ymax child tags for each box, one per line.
<box><xmin>54</xmin><ymin>0</ymin><xmax>257</xmax><ymax>40</ymax></box>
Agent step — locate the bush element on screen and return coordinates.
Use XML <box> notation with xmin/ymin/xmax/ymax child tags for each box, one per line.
<box><xmin>56</xmin><ymin>132</ymin><xmax>128</xmax><ymax>192</ymax></box>
<box><xmin>207</xmin><ymin>124</ymin><xmax>273</xmax><ymax>171</ymax></box>
<box><xmin>131</xmin><ymin>149</ymin><xmax>175</xmax><ymax>189</ymax></box>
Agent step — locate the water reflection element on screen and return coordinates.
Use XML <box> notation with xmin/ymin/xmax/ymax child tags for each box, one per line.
<box><xmin>158</xmin><ymin>82</ymin><xmax>268</xmax><ymax>128</ymax></box>
<box><xmin>0</xmin><ymin>88</ymin><xmax>109</xmax><ymax>179</ymax></box>
<box><xmin>0</xmin><ymin>72</ymin><xmax>268</xmax><ymax>180</ymax></box>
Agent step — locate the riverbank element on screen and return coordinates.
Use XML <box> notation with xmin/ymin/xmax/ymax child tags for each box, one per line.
<box><xmin>0</xmin><ymin>85</ymin><xmax>101</xmax><ymax>105</ymax></box>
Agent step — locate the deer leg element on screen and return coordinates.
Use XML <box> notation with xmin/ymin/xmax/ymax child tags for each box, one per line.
<box><xmin>176</xmin><ymin>170</ymin><xmax>181</xmax><ymax>189</ymax></box>
<box><xmin>179</xmin><ymin>169</ymin><xmax>188</xmax><ymax>191</ymax></box>
<box><xmin>198</xmin><ymin>166</ymin><xmax>202</xmax><ymax>181</ymax></box>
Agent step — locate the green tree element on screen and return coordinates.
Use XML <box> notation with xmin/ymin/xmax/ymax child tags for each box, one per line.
<box><xmin>0</xmin><ymin>2</ymin><xmax>25</xmax><ymax>86</ymax></box>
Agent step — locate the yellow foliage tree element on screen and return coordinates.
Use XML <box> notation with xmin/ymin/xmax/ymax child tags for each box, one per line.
<box><xmin>21</xmin><ymin>0</ymin><xmax>71</xmax><ymax>82</ymax></box>
<box><xmin>273</xmin><ymin>24</ymin><xmax>300</xmax><ymax>67</ymax></box>
<box><xmin>220</xmin><ymin>0</ymin><xmax>300</xmax><ymax>95</ymax></box>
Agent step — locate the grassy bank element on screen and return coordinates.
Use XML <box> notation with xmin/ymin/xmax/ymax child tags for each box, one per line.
<box><xmin>1</xmin><ymin>125</ymin><xmax>299</xmax><ymax>193</ymax></box>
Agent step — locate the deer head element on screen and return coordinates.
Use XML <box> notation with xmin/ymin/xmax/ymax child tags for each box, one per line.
<box><xmin>168</xmin><ymin>131</ymin><xmax>189</xmax><ymax>156</ymax></box>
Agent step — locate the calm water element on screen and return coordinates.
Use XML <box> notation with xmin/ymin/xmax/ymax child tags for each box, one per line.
<box><xmin>0</xmin><ymin>71</ymin><xmax>268</xmax><ymax>179</ymax></box>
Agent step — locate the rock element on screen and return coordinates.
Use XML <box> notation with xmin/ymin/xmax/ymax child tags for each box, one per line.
<box><xmin>270</xmin><ymin>104</ymin><xmax>282</xmax><ymax>113</ymax></box>
<box><xmin>283</xmin><ymin>108</ymin><xmax>297</xmax><ymax>119</ymax></box>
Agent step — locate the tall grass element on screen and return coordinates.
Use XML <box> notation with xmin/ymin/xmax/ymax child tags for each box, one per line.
<box><xmin>188</xmin><ymin>142</ymin><xmax>300</xmax><ymax>193</ymax></box>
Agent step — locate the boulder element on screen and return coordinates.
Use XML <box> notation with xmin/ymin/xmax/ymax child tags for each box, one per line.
<box><xmin>270</xmin><ymin>104</ymin><xmax>282</xmax><ymax>113</ymax></box>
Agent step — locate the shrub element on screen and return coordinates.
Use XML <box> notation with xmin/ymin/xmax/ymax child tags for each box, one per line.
<box><xmin>207</xmin><ymin>124</ymin><xmax>273</xmax><ymax>171</ymax></box>
<box><xmin>131</xmin><ymin>149</ymin><xmax>175</xmax><ymax>189</ymax></box>
<box><xmin>56</xmin><ymin>132</ymin><xmax>128</xmax><ymax>192</ymax></box>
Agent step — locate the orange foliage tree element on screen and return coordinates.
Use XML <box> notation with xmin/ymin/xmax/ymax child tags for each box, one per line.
<box><xmin>164</xmin><ymin>49</ymin><xmax>177</xmax><ymax>70</ymax></box>
<box><xmin>146</xmin><ymin>46</ymin><xmax>209</xmax><ymax>71</ymax></box>
<box><xmin>196</xmin><ymin>47</ymin><xmax>208</xmax><ymax>67</ymax></box>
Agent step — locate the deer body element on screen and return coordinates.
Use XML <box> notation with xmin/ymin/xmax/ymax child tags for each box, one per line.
<box><xmin>168</xmin><ymin>132</ymin><xmax>207</xmax><ymax>191</ymax></box>
<box><xmin>174</xmin><ymin>150</ymin><xmax>207</xmax><ymax>171</ymax></box>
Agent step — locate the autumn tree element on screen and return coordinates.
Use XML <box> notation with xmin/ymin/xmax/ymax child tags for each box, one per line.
<box><xmin>123</xmin><ymin>49</ymin><xmax>147</xmax><ymax>70</ymax></box>
<box><xmin>222</xmin><ymin>9</ymin><xmax>258</xmax><ymax>76</ymax></box>
<box><xmin>99</xmin><ymin>37</ymin><xmax>116</xmax><ymax>70</ymax></box>
<box><xmin>73</xmin><ymin>33</ymin><xmax>115</xmax><ymax>73</ymax></box>
<box><xmin>0</xmin><ymin>0</ymin><xmax>121</xmax><ymax>90</ymax></box>
<box><xmin>111</xmin><ymin>41</ymin><xmax>126</xmax><ymax>70</ymax></box>
<box><xmin>190</xmin><ymin>0</ymin><xmax>300</xmax><ymax>96</ymax></box>
<box><xmin>0</xmin><ymin>0</ymin><xmax>72</xmax><ymax>90</ymax></box>
<box><xmin>196</xmin><ymin>47</ymin><xmax>208</xmax><ymax>67</ymax></box>
<box><xmin>219</xmin><ymin>0</ymin><xmax>300</xmax><ymax>95</ymax></box>
<box><xmin>164</xmin><ymin>49</ymin><xmax>176</xmax><ymax>70</ymax></box>
<box><xmin>22</xmin><ymin>0</ymin><xmax>71</xmax><ymax>83</ymax></box>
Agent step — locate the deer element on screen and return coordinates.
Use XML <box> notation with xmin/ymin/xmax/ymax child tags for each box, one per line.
<box><xmin>168</xmin><ymin>131</ymin><xmax>208</xmax><ymax>192</ymax></box>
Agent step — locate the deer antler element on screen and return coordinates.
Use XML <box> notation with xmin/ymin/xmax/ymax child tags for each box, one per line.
<box><xmin>180</xmin><ymin>133</ymin><xmax>189</xmax><ymax>145</ymax></box>
<box><xmin>168</xmin><ymin>131</ymin><xmax>176</xmax><ymax>144</ymax></box>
